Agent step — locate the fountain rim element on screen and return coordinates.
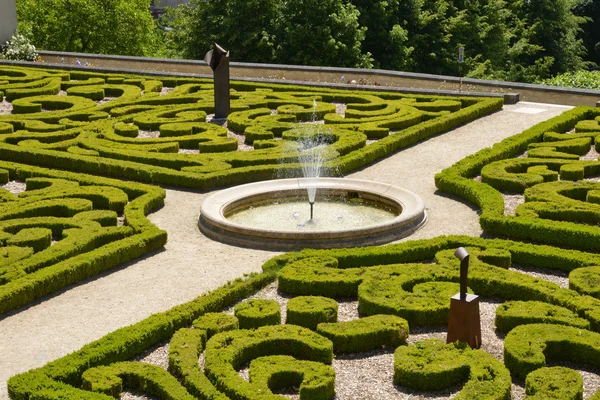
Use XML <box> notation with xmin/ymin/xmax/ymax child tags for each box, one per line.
<box><xmin>199</xmin><ymin>177</ymin><xmax>427</xmax><ymax>250</ymax></box>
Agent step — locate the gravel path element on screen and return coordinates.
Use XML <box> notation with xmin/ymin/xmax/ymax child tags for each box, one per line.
<box><xmin>0</xmin><ymin>101</ymin><xmax>572</xmax><ymax>399</ymax></box>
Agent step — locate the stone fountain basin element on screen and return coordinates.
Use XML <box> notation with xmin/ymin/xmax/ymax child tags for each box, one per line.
<box><xmin>198</xmin><ymin>177</ymin><xmax>426</xmax><ymax>250</ymax></box>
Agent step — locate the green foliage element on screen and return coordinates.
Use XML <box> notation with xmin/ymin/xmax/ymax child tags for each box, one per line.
<box><xmin>249</xmin><ymin>355</ymin><xmax>335</xmax><ymax>400</ymax></box>
<box><xmin>495</xmin><ymin>300</ymin><xmax>590</xmax><ymax>333</ymax></box>
<box><xmin>233</xmin><ymin>299</ymin><xmax>281</xmax><ymax>329</ymax></box>
<box><xmin>540</xmin><ymin>70</ymin><xmax>600</xmax><ymax>90</ymax></box>
<box><xmin>316</xmin><ymin>314</ymin><xmax>408</xmax><ymax>353</ymax></box>
<box><xmin>504</xmin><ymin>323</ymin><xmax>600</xmax><ymax>379</ymax></box>
<box><xmin>0</xmin><ymin>66</ymin><xmax>500</xmax><ymax>192</ymax></box>
<box><xmin>394</xmin><ymin>339</ymin><xmax>511</xmax><ymax>399</ymax></box>
<box><xmin>525</xmin><ymin>366</ymin><xmax>583</xmax><ymax>400</ymax></box>
<box><xmin>174</xmin><ymin>0</ymin><xmax>371</xmax><ymax>68</ymax></box>
<box><xmin>569</xmin><ymin>266</ymin><xmax>600</xmax><ymax>298</ymax></box>
<box><xmin>286</xmin><ymin>296</ymin><xmax>338</xmax><ymax>331</ymax></box>
<box><xmin>16</xmin><ymin>0</ymin><xmax>161</xmax><ymax>56</ymax></box>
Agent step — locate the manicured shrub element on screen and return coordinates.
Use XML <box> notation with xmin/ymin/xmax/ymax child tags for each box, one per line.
<box><xmin>234</xmin><ymin>299</ymin><xmax>281</xmax><ymax>329</ymax></box>
<box><xmin>525</xmin><ymin>366</ymin><xmax>583</xmax><ymax>400</ymax></box>
<box><xmin>250</xmin><ymin>355</ymin><xmax>335</xmax><ymax>400</ymax></box>
<box><xmin>192</xmin><ymin>312</ymin><xmax>239</xmax><ymax>339</ymax></box>
<box><xmin>394</xmin><ymin>339</ymin><xmax>511</xmax><ymax>399</ymax></box>
<box><xmin>286</xmin><ymin>296</ymin><xmax>338</xmax><ymax>330</ymax></box>
<box><xmin>504</xmin><ymin>324</ymin><xmax>600</xmax><ymax>379</ymax></box>
<box><xmin>495</xmin><ymin>301</ymin><xmax>590</xmax><ymax>333</ymax></box>
<box><xmin>316</xmin><ymin>314</ymin><xmax>408</xmax><ymax>353</ymax></box>
<box><xmin>569</xmin><ymin>266</ymin><xmax>600</xmax><ymax>298</ymax></box>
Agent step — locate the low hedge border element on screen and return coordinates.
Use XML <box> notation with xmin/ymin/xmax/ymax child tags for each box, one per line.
<box><xmin>435</xmin><ymin>105</ymin><xmax>600</xmax><ymax>251</ymax></box>
<box><xmin>192</xmin><ymin>312</ymin><xmax>239</xmax><ymax>339</ymax></box>
<box><xmin>233</xmin><ymin>299</ymin><xmax>281</xmax><ymax>329</ymax></box>
<box><xmin>11</xmin><ymin>235</ymin><xmax>600</xmax><ymax>398</ymax></box>
<box><xmin>82</xmin><ymin>361</ymin><xmax>196</xmax><ymax>399</ymax></box>
<box><xmin>0</xmin><ymin>161</ymin><xmax>167</xmax><ymax>315</ymax></box>
<box><xmin>394</xmin><ymin>339</ymin><xmax>511</xmax><ymax>399</ymax></box>
<box><xmin>525</xmin><ymin>366</ymin><xmax>583</xmax><ymax>400</ymax></box>
<box><xmin>249</xmin><ymin>355</ymin><xmax>335</xmax><ymax>400</ymax></box>
<box><xmin>0</xmin><ymin>65</ymin><xmax>502</xmax><ymax>191</ymax></box>
<box><xmin>168</xmin><ymin>328</ymin><xmax>228</xmax><ymax>400</ymax></box>
<box><xmin>274</xmin><ymin>236</ymin><xmax>600</xmax><ymax>330</ymax></box>
<box><xmin>204</xmin><ymin>325</ymin><xmax>333</xmax><ymax>400</ymax></box>
<box><xmin>495</xmin><ymin>300</ymin><xmax>590</xmax><ymax>333</ymax></box>
<box><xmin>316</xmin><ymin>314</ymin><xmax>408</xmax><ymax>353</ymax></box>
<box><xmin>504</xmin><ymin>323</ymin><xmax>600</xmax><ymax>379</ymax></box>
<box><xmin>286</xmin><ymin>296</ymin><xmax>338</xmax><ymax>331</ymax></box>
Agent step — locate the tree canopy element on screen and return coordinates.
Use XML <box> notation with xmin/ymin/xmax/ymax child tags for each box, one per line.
<box><xmin>16</xmin><ymin>0</ymin><xmax>160</xmax><ymax>56</ymax></box>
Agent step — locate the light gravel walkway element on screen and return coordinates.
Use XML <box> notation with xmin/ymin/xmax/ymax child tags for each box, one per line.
<box><xmin>0</xmin><ymin>102</ymin><xmax>571</xmax><ymax>399</ymax></box>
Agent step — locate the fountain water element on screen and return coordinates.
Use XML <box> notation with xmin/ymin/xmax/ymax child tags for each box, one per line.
<box><xmin>297</xmin><ymin>100</ymin><xmax>332</xmax><ymax>220</ymax></box>
<box><xmin>199</xmin><ymin>99</ymin><xmax>427</xmax><ymax>250</ymax></box>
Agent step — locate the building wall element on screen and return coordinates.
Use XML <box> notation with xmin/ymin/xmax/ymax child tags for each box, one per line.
<box><xmin>0</xmin><ymin>0</ymin><xmax>17</xmax><ymax>46</ymax></box>
<box><xmin>154</xmin><ymin>0</ymin><xmax>189</xmax><ymax>8</ymax></box>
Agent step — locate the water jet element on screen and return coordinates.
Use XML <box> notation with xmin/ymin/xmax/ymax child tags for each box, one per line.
<box><xmin>199</xmin><ymin>177</ymin><xmax>426</xmax><ymax>250</ymax></box>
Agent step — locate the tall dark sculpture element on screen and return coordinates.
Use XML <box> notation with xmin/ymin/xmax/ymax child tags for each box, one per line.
<box><xmin>446</xmin><ymin>247</ymin><xmax>482</xmax><ymax>348</ymax></box>
<box><xmin>204</xmin><ymin>43</ymin><xmax>230</xmax><ymax>119</ymax></box>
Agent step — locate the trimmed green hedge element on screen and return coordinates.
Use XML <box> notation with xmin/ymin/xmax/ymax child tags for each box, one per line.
<box><xmin>0</xmin><ymin>65</ymin><xmax>501</xmax><ymax>191</ymax></box>
<box><xmin>525</xmin><ymin>366</ymin><xmax>583</xmax><ymax>400</ymax></box>
<box><xmin>204</xmin><ymin>325</ymin><xmax>333</xmax><ymax>400</ymax></box>
<box><xmin>316</xmin><ymin>314</ymin><xmax>408</xmax><ymax>353</ymax></box>
<box><xmin>11</xmin><ymin>235</ymin><xmax>600</xmax><ymax>398</ymax></box>
<box><xmin>249</xmin><ymin>355</ymin><xmax>335</xmax><ymax>400</ymax></box>
<box><xmin>234</xmin><ymin>299</ymin><xmax>281</xmax><ymax>329</ymax></box>
<box><xmin>435</xmin><ymin>105</ymin><xmax>600</xmax><ymax>251</ymax></box>
<box><xmin>286</xmin><ymin>296</ymin><xmax>338</xmax><ymax>330</ymax></box>
<box><xmin>0</xmin><ymin>161</ymin><xmax>166</xmax><ymax>314</ymax></box>
<box><xmin>504</xmin><ymin>323</ymin><xmax>600</xmax><ymax>379</ymax></box>
<box><xmin>394</xmin><ymin>339</ymin><xmax>511</xmax><ymax>399</ymax></box>
<box><xmin>495</xmin><ymin>301</ymin><xmax>590</xmax><ymax>333</ymax></box>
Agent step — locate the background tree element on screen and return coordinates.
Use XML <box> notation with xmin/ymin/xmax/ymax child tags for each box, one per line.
<box><xmin>16</xmin><ymin>0</ymin><xmax>160</xmax><ymax>56</ymax></box>
<box><xmin>351</xmin><ymin>0</ymin><xmax>419</xmax><ymax>70</ymax></box>
<box><xmin>273</xmin><ymin>0</ymin><xmax>371</xmax><ymax>67</ymax></box>
<box><xmin>574</xmin><ymin>0</ymin><xmax>600</xmax><ymax>65</ymax></box>
<box><xmin>173</xmin><ymin>0</ymin><xmax>279</xmax><ymax>62</ymax></box>
<box><xmin>173</xmin><ymin>0</ymin><xmax>371</xmax><ymax>68</ymax></box>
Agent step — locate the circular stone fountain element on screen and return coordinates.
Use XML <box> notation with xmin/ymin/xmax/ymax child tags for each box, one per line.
<box><xmin>199</xmin><ymin>177</ymin><xmax>426</xmax><ymax>250</ymax></box>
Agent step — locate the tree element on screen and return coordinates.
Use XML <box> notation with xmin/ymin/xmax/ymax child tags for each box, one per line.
<box><xmin>574</xmin><ymin>0</ymin><xmax>600</xmax><ymax>65</ymax></box>
<box><xmin>503</xmin><ymin>0</ymin><xmax>587</xmax><ymax>81</ymax></box>
<box><xmin>351</xmin><ymin>0</ymin><xmax>419</xmax><ymax>70</ymax></box>
<box><xmin>174</xmin><ymin>0</ymin><xmax>371</xmax><ymax>68</ymax></box>
<box><xmin>171</xmin><ymin>0</ymin><xmax>279</xmax><ymax>62</ymax></box>
<box><xmin>273</xmin><ymin>0</ymin><xmax>372</xmax><ymax>68</ymax></box>
<box><xmin>16</xmin><ymin>0</ymin><xmax>161</xmax><ymax>56</ymax></box>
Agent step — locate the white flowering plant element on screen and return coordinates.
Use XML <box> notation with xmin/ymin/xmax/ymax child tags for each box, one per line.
<box><xmin>0</xmin><ymin>33</ymin><xmax>38</xmax><ymax>61</ymax></box>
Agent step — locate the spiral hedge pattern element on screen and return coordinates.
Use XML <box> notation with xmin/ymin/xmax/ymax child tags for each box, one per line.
<box><xmin>5</xmin><ymin>64</ymin><xmax>600</xmax><ymax>398</ymax></box>
<box><xmin>0</xmin><ymin>64</ymin><xmax>500</xmax><ymax>316</ymax></box>
<box><xmin>8</xmin><ymin>235</ymin><xmax>600</xmax><ymax>399</ymax></box>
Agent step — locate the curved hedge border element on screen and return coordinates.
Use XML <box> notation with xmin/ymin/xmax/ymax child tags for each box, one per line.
<box><xmin>316</xmin><ymin>314</ymin><xmax>408</xmax><ymax>353</ymax></box>
<box><xmin>233</xmin><ymin>299</ymin><xmax>281</xmax><ymax>329</ymax></box>
<box><xmin>435</xmin><ymin>105</ymin><xmax>600</xmax><ymax>251</ymax></box>
<box><xmin>504</xmin><ymin>323</ymin><xmax>600</xmax><ymax>379</ymax></box>
<box><xmin>0</xmin><ymin>65</ymin><xmax>502</xmax><ymax>190</ymax></box>
<box><xmin>11</xmin><ymin>235</ymin><xmax>600</xmax><ymax>399</ymax></box>
<box><xmin>286</xmin><ymin>296</ymin><xmax>338</xmax><ymax>330</ymax></box>
<box><xmin>0</xmin><ymin>161</ymin><xmax>166</xmax><ymax>315</ymax></box>
<box><xmin>394</xmin><ymin>338</ymin><xmax>511</xmax><ymax>399</ymax></box>
<box><xmin>249</xmin><ymin>355</ymin><xmax>335</xmax><ymax>400</ymax></box>
<box><xmin>495</xmin><ymin>300</ymin><xmax>590</xmax><ymax>333</ymax></box>
<box><xmin>525</xmin><ymin>366</ymin><xmax>583</xmax><ymax>400</ymax></box>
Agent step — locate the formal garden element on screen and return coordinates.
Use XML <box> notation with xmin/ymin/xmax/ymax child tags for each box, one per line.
<box><xmin>2</xmin><ymin>63</ymin><xmax>600</xmax><ymax>399</ymax></box>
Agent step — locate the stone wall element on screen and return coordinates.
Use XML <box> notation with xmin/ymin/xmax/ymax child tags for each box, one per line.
<box><xmin>0</xmin><ymin>0</ymin><xmax>17</xmax><ymax>46</ymax></box>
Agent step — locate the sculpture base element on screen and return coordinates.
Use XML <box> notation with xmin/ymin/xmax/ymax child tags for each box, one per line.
<box><xmin>446</xmin><ymin>293</ymin><xmax>481</xmax><ymax>349</ymax></box>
